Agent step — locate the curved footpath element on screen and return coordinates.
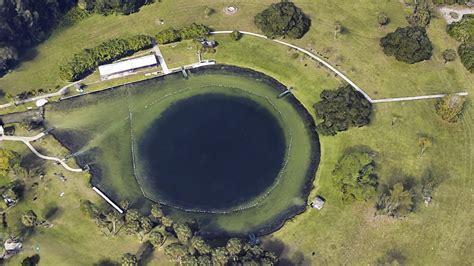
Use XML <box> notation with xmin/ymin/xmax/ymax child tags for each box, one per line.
<box><xmin>211</xmin><ymin>31</ymin><xmax>468</xmax><ymax>103</ymax></box>
<box><xmin>0</xmin><ymin>132</ymin><xmax>83</xmax><ymax>172</ymax></box>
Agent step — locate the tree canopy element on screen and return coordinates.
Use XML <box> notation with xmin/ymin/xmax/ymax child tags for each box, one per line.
<box><xmin>333</xmin><ymin>151</ymin><xmax>378</xmax><ymax>202</ymax></box>
<box><xmin>313</xmin><ymin>84</ymin><xmax>372</xmax><ymax>136</ymax></box>
<box><xmin>155</xmin><ymin>23</ymin><xmax>210</xmax><ymax>44</ymax></box>
<box><xmin>254</xmin><ymin>1</ymin><xmax>311</xmax><ymax>39</ymax></box>
<box><xmin>78</xmin><ymin>0</ymin><xmax>156</xmax><ymax>16</ymax></box>
<box><xmin>457</xmin><ymin>42</ymin><xmax>474</xmax><ymax>72</ymax></box>
<box><xmin>380</xmin><ymin>26</ymin><xmax>433</xmax><ymax>64</ymax></box>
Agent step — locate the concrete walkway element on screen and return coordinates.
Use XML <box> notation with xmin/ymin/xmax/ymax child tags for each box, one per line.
<box><xmin>153</xmin><ymin>44</ymin><xmax>171</xmax><ymax>74</ymax></box>
<box><xmin>0</xmin><ymin>132</ymin><xmax>83</xmax><ymax>172</ymax></box>
<box><xmin>439</xmin><ymin>6</ymin><xmax>474</xmax><ymax>24</ymax></box>
<box><xmin>211</xmin><ymin>31</ymin><xmax>469</xmax><ymax>103</ymax></box>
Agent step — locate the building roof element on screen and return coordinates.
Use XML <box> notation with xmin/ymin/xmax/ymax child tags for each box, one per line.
<box><xmin>35</xmin><ymin>98</ymin><xmax>49</xmax><ymax>107</ymax></box>
<box><xmin>311</xmin><ymin>196</ymin><xmax>325</xmax><ymax>210</ymax></box>
<box><xmin>98</xmin><ymin>54</ymin><xmax>157</xmax><ymax>77</ymax></box>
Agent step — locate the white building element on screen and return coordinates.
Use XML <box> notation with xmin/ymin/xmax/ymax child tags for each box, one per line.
<box><xmin>98</xmin><ymin>54</ymin><xmax>158</xmax><ymax>80</ymax></box>
<box><xmin>35</xmin><ymin>98</ymin><xmax>49</xmax><ymax>107</ymax></box>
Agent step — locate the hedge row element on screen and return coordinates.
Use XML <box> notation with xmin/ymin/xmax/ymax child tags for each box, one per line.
<box><xmin>59</xmin><ymin>35</ymin><xmax>154</xmax><ymax>81</ymax></box>
<box><xmin>458</xmin><ymin>42</ymin><xmax>474</xmax><ymax>72</ymax></box>
<box><xmin>155</xmin><ymin>23</ymin><xmax>210</xmax><ymax>44</ymax></box>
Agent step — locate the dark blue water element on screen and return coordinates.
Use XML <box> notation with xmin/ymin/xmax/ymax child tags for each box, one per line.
<box><xmin>139</xmin><ymin>93</ymin><xmax>286</xmax><ymax>210</ymax></box>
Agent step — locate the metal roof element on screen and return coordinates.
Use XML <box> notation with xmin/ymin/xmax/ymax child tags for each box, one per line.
<box><xmin>98</xmin><ymin>54</ymin><xmax>157</xmax><ymax>77</ymax></box>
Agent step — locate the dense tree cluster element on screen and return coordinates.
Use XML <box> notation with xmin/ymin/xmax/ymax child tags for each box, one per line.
<box><xmin>405</xmin><ymin>0</ymin><xmax>432</xmax><ymax>28</ymax></box>
<box><xmin>81</xmin><ymin>201</ymin><xmax>279</xmax><ymax>265</ymax></box>
<box><xmin>435</xmin><ymin>94</ymin><xmax>466</xmax><ymax>122</ymax></box>
<box><xmin>59</xmin><ymin>35</ymin><xmax>154</xmax><ymax>81</ymax></box>
<box><xmin>254</xmin><ymin>1</ymin><xmax>311</xmax><ymax>39</ymax></box>
<box><xmin>0</xmin><ymin>0</ymin><xmax>76</xmax><ymax>76</ymax></box>
<box><xmin>333</xmin><ymin>152</ymin><xmax>378</xmax><ymax>203</ymax></box>
<box><xmin>431</xmin><ymin>0</ymin><xmax>470</xmax><ymax>4</ymax></box>
<box><xmin>380</xmin><ymin>26</ymin><xmax>433</xmax><ymax>64</ymax></box>
<box><xmin>313</xmin><ymin>84</ymin><xmax>372</xmax><ymax>136</ymax></box>
<box><xmin>155</xmin><ymin>23</ymin><xmax>210</xmax><ymax>44</ymax></box>
<box><xmin>78</xmin><ymin>0</ymin><xmax>156</xmax><ymax>16</ymax></box>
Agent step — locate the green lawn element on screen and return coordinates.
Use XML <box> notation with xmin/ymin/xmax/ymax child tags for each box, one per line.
<box><xmin>0</xmin><ymin>0</ymin><xmax>473</xmax><ymax>265</ymax></box>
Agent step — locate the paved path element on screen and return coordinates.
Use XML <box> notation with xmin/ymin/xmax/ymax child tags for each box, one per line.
<box><xmin>211</xmin><ymin>31</ymin><xmax>469</xmax><ymax>103</ymax></box>
<box><xmin>0</xmin><ymin>80</ymin><xmax>82</xmax><ymax>109</ymax></box>
<box><xmin>153</xmin><ymin>44</ymin><xmax>171</xmax><ymax>74</ymax></box>
<box><xmin>439</xmin><ymin>6</ymin><xmax>474</xmax><ymax>24</ymax></box>
<box><xmin>0</xmin><ymin>132</ymin><xmax>83</xmax><ymax>172</ymax></box>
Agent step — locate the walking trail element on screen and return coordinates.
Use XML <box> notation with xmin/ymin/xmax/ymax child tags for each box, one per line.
<box><xmin>211</xmin><ymin>31</ymin><xmax>469</xmax><ymax>103</ymax></box>
<box><xmin>0</xmin><ymin>131</ymin><xmax>83</xmax><ymax>172</ymax></box>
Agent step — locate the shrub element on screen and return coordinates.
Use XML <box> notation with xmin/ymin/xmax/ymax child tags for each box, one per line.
<box><xmin>435</xmin><ymin>94</ymin><xmax>466</xmax><ymax>122</ymax></box>
<box><xmin>156</xmin><ymin>28</ymin><xmax>181</xmax><ymax>44</ymax></box>
<box><xmin>254</xmin><ymin>1</ymin><xmax>311</xmax><ymax>39</ymax></box>
<box><xmin>313</xmin><ymin>84</ymin><xmax>372</xmax><ymax>136</ymax></box>
<box><xmin>59</xmin><ymin>35</ymin><xmax>154</xmax><ymax>81</ymax></box>
<box><xmin>377</xmin><ymin>12</ymin><xmax>390</xmax><ymax>27</ymax></box>
<box><xmin>442</xmin><ymin>48</ymin><xmax>457</xmax><ymax>63</ymax></box>
<box><xmin>380</xmin><ymin>26</ymin><xmax>433</xmax><ymax>64</ymax></box>
<box><xmin>230</xmin><ymin>30</ymin><xmax>242</xmax><ymax>41</ymax></box>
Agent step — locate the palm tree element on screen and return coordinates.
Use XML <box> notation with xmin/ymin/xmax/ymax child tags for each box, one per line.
<box><xmin>21</xmin><ymin>210</ymin><xmax>38</xmax><ymax>227</ymax></box>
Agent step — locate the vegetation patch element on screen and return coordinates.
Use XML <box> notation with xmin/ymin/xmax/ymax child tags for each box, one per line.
<box><xmin>155</xmin><ymin>23</ymin><xmax>210</xmax><ymax>44</ymax></box>
<box><xmin>435</xmin><ymin>93</ymin><xmax>466</xmax><ymax>122</ymax></box>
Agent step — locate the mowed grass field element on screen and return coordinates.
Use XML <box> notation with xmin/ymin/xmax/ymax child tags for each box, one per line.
<box><xmin>0</xmin><ymin>0</ymin><xmax>472</xmax><ymax>265</ymax></box>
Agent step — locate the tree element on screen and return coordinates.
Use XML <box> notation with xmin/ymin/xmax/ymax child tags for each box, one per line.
<box><xmin>124</xmin><ymin>220</ymin><xmax>141</xmax><ymax>235</ymax></box>
<box><xmin>334</xmin><ymin>21</ymin><xmax>343</xmax><ymax>39</ymax></box>
<box><xmin>164</xmin><ymin>243</ymin><xmax>188</xmax><ymax>262</ymax></box>
<box><xmin>173</xmin><ymin>222</ymin><xmax>192</xmax><ymax>243</ymax></box>
<box><xmin>442</xmin><ymin>49</ymin><xmax>457</xmax><ymax>63</ymax></box>
<box><xmin>178</xmin><ymin>23</ymin><xmax>210</xmax><ymax>40</ymax></box>
<box><xmin>313</xmin><ymin>84</ymin><xmax>372</xmax><ymax>136</ymax></box>
<box><xmin>376</xmin><ymin>182</ymin><xmax>414</xmax><ymax>218</ymax></box>
<box><xmin>204</xmin><ymin>6</ymin><xmax>214</xmax><ymax>17</ymax></box>
<box><xmin>21</xmin><ymin>210</ymin><xmax>38</xmax><ymax>227</ymax></box>
<box><xmin>333</xmin><ymin>152</ymin><xmax>378</xmax><ymax>203</ymax></box>
<box><xmin>150</xmin><ymin>203</ymin><xmax>164</xmax><ymax>219</ymax></box>
<box><xmin>0</xmin><ymin>46</ymin><xmax>18</xmax><ymax>76</ymax></box>
<box><xmin>230</xmin><ymin>30</ymin><xmax>242</xmax><ymax>41</ymax></box>
<box><xmin>377</xmin><ymin>12</ymin><xmax>390</xmax><ymax>27</ymax></box>
<box><xmin>125</xmin><ymin>209</ymin><xmax>140</xmax><ymax>223</ymax></box>
<box><xmin>380</xmin><ymin>26</ymin><xmax>433</xmax><ymax>64</ymax></box>
<box><xmin>212</xmin><ymin>247</ymin><xmax>230</xmax><ymax>265</ymax></box>
<box><xmin>226</xmin><ymin>238</ymin><xmax>244</xmax><ymax>256</ymax></box>
<box><xmin>80</xmin><ymin>199</ymin><xmax>99</xmax><ymax>219</ymax></box>
<box><xmin>149</xmin><ymin>231</ymin><xmax>165</xmax><ymax>247</ymax></box>
<box><xmin>121</xmin><ymin>253</ymin><xmax>138</xmax><ymax>266</ymax></box>
<box><xmin>0</xmin><ymin>149</ymin><xmax>20</xmax><ymax>176</ymax></box>
<box><xmin>435</xmin><ymin>94</ymin><xmax>466</xmax><ymax>122</ymax></box>
<box><xmin>119</xmin><ymin>199</ymin><xmax>130</xmax><ymax>211</ymax></box>
<box><xmin>197</xmin><ymin>255</ymin><xmax>212</xmax><ymax>265</ymax></box>
<box><xmin>105</xmin><ymin>211</ymin><xmax>122</xmax><ymax>234</ymax></box>
<box><xmin>21</xmin><ymin>254</ymin><xmax>40</xmax><ymax>266</ymax></box>
<box><xmin>140</xmin><ymin>216</ymin><xmax>153</xmax><ymax>233</ymax></box>
<box><xmin>447</xmin><ymin>15</ymin><xmax>474</xmax><ymax>43</ymax></box>
<box><xmin>418</xmin><ymin>136</ymin><xmax>433</xmax><ymax>156</ymax></box>
<box><xmin>406</xmin><ymin>1</ymin><xmax>432</xmax><ymax>27</ymax></box>
<box><xmin>161</xmin><ymin>216</ymin><xmax>174</xmax><ymax>228</ymax></box>
<box><xmin>254</xmin><ymin>1</ymin><xmax>311</xmax><ymax>39</ymax></box>
<box><xmin>191</xmin><ymin>236</ymin><xmax>212</xmax><ymax>255</ymax></box>
<box><xmin>181</xmin><ymin>254</ymin><xmax>198</xmax><ymax>265</ymax></box>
